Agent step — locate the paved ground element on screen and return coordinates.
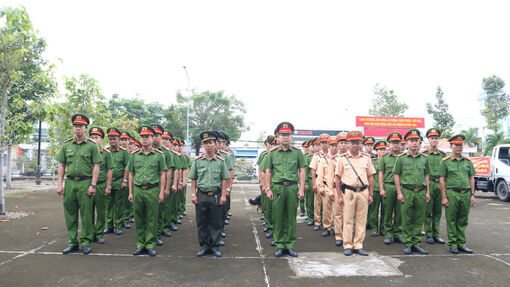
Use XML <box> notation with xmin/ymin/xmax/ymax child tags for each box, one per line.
<box><xmin>1</xmin><ymin>181</ymin><xmax>510</xmax><ymax>286</ymax></box>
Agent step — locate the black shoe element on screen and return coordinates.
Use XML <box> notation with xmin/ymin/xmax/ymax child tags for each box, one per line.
<box><xmin>211</xmin><ymin>250</ymin><xmax>222</xmax><ymax>257</ymax></box>
<box><xmin>82</xmin><ymin>246</ymin><xmax>91</xmax><ymax>255</ymax></box>
<box><xmin>403</xmin><ymin>246</ymin><xmax>412</xmax><ymax>254</ymax></box>
<box><xmin>182</xmin><ymin>211</ymin><xmax>187</xmax><ymax>216</ymax></box>
<box><xmin>299</xmin><ymin>212</ymin><xmax>305</xmax><ymax>217</ymax></box>
<box><xmin>263</xmin><ymin>227</ymin><xmax>269</xmax><ymax>232</ymax></box>
<box><xmin>412</xmin><ymin>246</ymin><xmax>429</xmax><ymax>254</ymax></box>
<box><xmin>322</xmin><ymin>230</ymin><xmax>331</xmax><ymax>237</ymax></box>
<box><xmin>129</xmin><ymin>217</ymin><xmax>135</xmax><ymax>223</ymax></box>
<box><xmin>421</xmin><ymin>231</ymin><xmax>426</xmax><ymax>236</ymax></box>
<box><xmin>156</xmin><ymin>238</ymin><xmax>163</xmax><ymax>246</ymax></box>
<box><xmin>344</xmin><ymin>248</ymin><xmax>353</xmax><ymax>256</ymax></box>
<box><xmin>62</xmin><ymin>245</ymin><xmax>79</xmax><ymax>255</ymax></box>
<box><xmin>426</xmin><ymin>236</ymin><xmax>435</xmax><ymax>244</ymax></box>
<box><xmin>196</xmin><ymin>248</ymin><xmax>208</xmax><ymax>257</ymax></box>
<box><xmin>434</xmin><ymin>237</ymin><xmax>446</xmax><ymax>244</ymax></box>
<box><xmin>95</xmin><ymin>237</ymin><xmax>105</xmax><ymax>244</ymax></box>
<box><xmin>114</xmin><ymin>228</ymin><xmax>123</xmax><ymax>235</ymax></box>
<box><xmin>179</xmin><ymin>214</ymin><xmax>184</xmax><ymax>219</ymax></box>
<box><xmin>227</xmin><ymin>211</ymin><xmax>232</xmax><ymax>217</ymax></box>
<box><xmin>371</xmin><ymin>232</ymin><xmax>378</xmax><ymax>237</ymax></box>
<box><xmin>133</xmin><ymin>248</ymin><xmax>146</xmax><ymax>256</ymax></box>
<box><xmin>147</xmin><ymin>248</ymin><xmax>157</xmax><ymax>257</ymax></box>
<box><xmin>271</xmin><ymin>241</ymin><xmax>276</xmax><ymax>247</ymax></box>
<box><xmin>176</xmin><ymin>219</ymin><xmax>182</xmax><ymax>225</ymax></box>
<box><xmin>304</xmin><ymin>216</ymin><xmax>310</xmax><ymax>221</ymax></box>
<box><xmin>123</xmin><ymin>222</ymin><xmax>131</xmax><ymax>229</ymax></box>
<box><xmin>313</xmin><ymin>225</ymin><xmax>320</xmax><ymax>231</ymax></box>
<box><xmin>307</xmin><ymin>221</ymin><xmax>314</xmax><ymax>226</ymax></box>
<box><xmin>170</xmin><ymin>224</ymin><xmax>178</xmax><ymax>231</ymax></box>
<box><xmin>226</xmin><ymin>216</ymin><xmax>231</xmax><ymax>220</ymax></box>
<box><xmin>262</xmin><ymin>221</ymin><xmax>266</xmax><ymax>226</ymax></box>
<box><xmin>103</xmin><ymin>228</ymin><xmax>113</xmax><ymax>234</ymax></box>
<box><xmin>354</xmin><ymin>249</ymin><xmax>368</xmax><ymax>256</ymax></box>
<box><xmin>459</xmin><ymin>246</ymin><xmax>473</xmax><ymax>254</ymax></box>
<box><xmin>274</xmin><ymin>248</ymin><xmax>284</xmax><ymax>258</ymax></box>
<box><xmin>384</xmin><ymin>237</ymin><xmax>392</xmax><ymax>245</ymax></box>
<box><xmin>366</xmin><ymin>224</ymin><xmax>372</xmax><ymax>230</ymax></box>
<box><xmin>218</xmin><ymin>240</ymin><xmax>225</xmax><ymax>246</ymax></box>
<box><xmin>288</xmin><ymin>249</ymin><xmax>298</xmax><ymax>257</ymax></box>
<box><xmin>450</xmin><ymin>247</ymin><xmax>459</xmax><ymax>254</ymax></box>
<box><xmin>394</xmin><ymin>237</ymin><xmax>404</xmax><ymax>244</ymax></box>
<box><xmin>224</xmin><ymin>220</ymin><xmax>229</xmax><ymax>225</ymax></box>
<box><xmin>221</xmin><ymin>231</ymin><xmax>226</xmax><ymax>238</ymax></box>
<box><xmin>266</xmin><ymin>231</ymin><xmax>273</xmax><ymax>239</ymax></box>
<box><xmin>163</xmin><ymin>231</ymin><xmax>172</xmax><ymax>237</ymax></box>
<box><xmin>260</xmin><ymin>215</ymin><xmax>265</xmax><ymax>220</ymax></box>
<box><xmin>336</xmin><ymin>240</ymin><xmax>343</xmax><ymax>246</ymax></box>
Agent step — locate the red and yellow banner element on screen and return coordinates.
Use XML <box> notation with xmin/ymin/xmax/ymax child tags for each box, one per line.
<box><xmin>356</xmin><ymin>116</ymin><xmax>425</xmax><ymax>128</ymax></box>
<box><xmin>471</xmin><ymin>157</ymin><xmax>490</xmax><ymax>176</ymax></box>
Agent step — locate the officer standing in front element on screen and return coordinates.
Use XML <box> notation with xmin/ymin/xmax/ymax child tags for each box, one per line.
<box><xmin>190</xmin><ymin>131</ymin><xmax>230</xmax><ymax>257</ymax></box>
<box><xmin>264</xmin><ymin>122</ymin><xmax>305</xmax><ymax>257</ymax></box>
<box><xmin>440</xmin><ymin>135</ymin><xmax>476</xmax><ymax>254</ymax></box>
<box><xmin>56</xmin><ymin>114</ymin><xmax>102</xmax><ymax>255</ymax></box>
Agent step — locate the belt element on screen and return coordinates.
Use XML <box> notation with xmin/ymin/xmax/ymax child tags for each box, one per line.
<box><xmin>113</xmin><ymin>175</ymin><xmax>124</xmax><ymax>181</ymax></box>
<box><xmin>135</xmin><ymin>183</ymin><xmax>159</xmax><ymax>190</ymax></box>
<box><xmin>451</xmin><ymin>188</ymin><xmax>469</xmax><ymax>194</ymax></box>
<box><xmin>97</xmin><ymin>179</ymin><xmax>106</xmax><ymax>184</ymax></box>
<box><xmin>403</xmin><ymin>185</ymin><xmax>425</xmax><ymax>192</ymax></box>
<box><xmin>430</xmin><ymin>178</ymin><xmax>439</xmax><ymax>183</ymax></box>
<box><xmin>67</xmin><ymin>176</ymin><xmax>92</xmax><ymax>181</ymax></box>
<box><xmin>384</xmin><ymin>182</ymin><xmax>395</xmax><ymax>185</ymax></box>
<box><xmin>343</xmin><ymin>183</ymin><xmax>367</xmax><ymax>192</ymax></box>
<box><xmin>275</xmin><ymin>181</ymin><xmax>298</xmax><ymax>186</ymax></box>
<box><xmin>199</xmin><ymin>189</ymin><xmax>220</xmax><ymax>196</ymax></box>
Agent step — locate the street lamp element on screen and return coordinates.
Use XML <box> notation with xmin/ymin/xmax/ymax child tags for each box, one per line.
<box><xmin>183</xmin><ymin>66</ymin><xmax>191</xmax><ymax>154</ymax></box>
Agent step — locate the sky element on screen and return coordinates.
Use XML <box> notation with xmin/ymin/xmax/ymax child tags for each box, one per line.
<box><xmin>4</xmin><ymin>0</ymin><xmax>510</xmax><ymax>141</ymax></box>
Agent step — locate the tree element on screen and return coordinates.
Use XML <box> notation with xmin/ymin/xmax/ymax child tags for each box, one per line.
<box><xmin>108</xmin><ymin>94</ymin><xmax>164</xmax><ymax>126</ymax></box>
<box><xmin>484</xmin><ymin>132</ymin><xmax>510</xmax><ymax>156</ymax></box>
<box><xmin>426</xmin><ymin>87</ymin><xmax>455</xmax><ymax>138</ymax></box>
<box><xmin>1</xmin><ymin>7</ymin><xmax>56</xmax><ymax>214</ymax></box>
<box><xmin>368</xmin><ymin>83</ymin><xmax>408</xmax><ymax>117</ymax></box>
<box><xmin>461</xmin><ymin>127</ymin><xmax>481</xmax><ymax>149</ymax></box>
<box><xmin>481</xmin><ymin>75</ymin><xmax>510</xmax><ymax>132</ymax></box>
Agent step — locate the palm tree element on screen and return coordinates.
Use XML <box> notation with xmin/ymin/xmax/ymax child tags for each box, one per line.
<box><xmin>461</xmin><ymin>127</ymin><xmax>482</xmax><ymax>149</ymax></box>
<box><xmin>484</xmin><ymin>132</ymin><xmax>510</xmax><ymax>155</ymax></box>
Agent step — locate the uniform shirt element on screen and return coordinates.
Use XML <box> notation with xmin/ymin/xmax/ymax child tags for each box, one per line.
<box><xmin>371</xmin><ymin>156</ymin><xmax>380</xmax><ymax>191</ymax></box>
<box><xmin>439</xmin><ymin>155</ymin><xmax>476</xmax><ymax>190</ymax></box>
<box><xmin>219</xmin><ymin>150</ymin><xmax>234</xmax><ymax>171</ymax></box>
<box><xmin>393</xmin><ymin>152</ymin><xmax>430</xmax><ymax>188</ymax></box>
<box><xmin>257</xmin><ymin>151</ymin><xmax>268</xmax><ymax>169</ymax></box>
<box><xmin>98</xmin><ymin>148</ymin><xmax>113</xmax><ymax>182</ymax></box>
<box><xmin>183</xmin><ymin>153</ymin><xmax>192</xmax><ymax>168</ymax></box>
<box><xmin>309</xmin><ymin>152</ymin><xmax>325</xmax><ymax>171</ymax></box>
<box><xmin>110</xmin><ymin>146</ymin><xmax>130</xmax><ymax>179</ymax></box>
<box><xmin>188</xmin><ymin>153</ymin><xmax>231</xmax><ymax>192</ymax></box>
<box><xmin>227</xmin><ymin>147</ymin><xmax>236</xmax><ymax>166</ymax></box>
<box><xmin>378</xmin><ymin>152</ymin><xmax>399</xmax><ymax>183</ymax></box>
<box><xmin>56</xmin><ymin>137</ymin><xmax>102</xmax><ymax>177</ymax></box>
<box><xmin>265</xmin><ymin>145</ymin><xmax>306</xmax><ymax>184</ymax></box>
<box><xmin>316</xmin><ymin>154</ymin><xmax>331</xmax><ymax>191</ymax></box>
<box><xmin>305</xmin><ymin>152</ymin><xmax>314</xmax><ymax>180</ymax></box>
<box><xmin>335</xmin><ymin>151</ymin><xmax>375</xmax><ymax>187</ymax></box>
<box><xmin>426</xmin><ymin>148</ymin><xmax>447</xmax><ymax>179</ymax></box>
<box><xmin>326</xmin><ymin>153</ymin><xmax>340</xmax><ymax>195</ymax></box>
<box><xmin>157</xmin><ymin>144</ymin><xmax>177</xmax><ymax>171</ymax></box>
<box><xmin>126</xmin><ymin>148</ymin><xmax>167</xmax><ymax>186</ymax></box>
<box><xmin>172</xmin><ymin>150</ymin><xmax>185</xmax><ymax>170</ymax></box>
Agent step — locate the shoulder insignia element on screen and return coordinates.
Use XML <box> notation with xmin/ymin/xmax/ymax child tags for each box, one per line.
<box><xmin>162</xmin><ymin>146</ymin><xmax>171</xmax><ymax>151</ymax></box>
<box><xmin>261</xmin><ymin>150</ymin><xmax>268</xmax><ymax>155</ymax></box>
<box><xmin>119</xmin><ymin>146</ymin><xmax>127</xmax><ymax>150</ymax></box>
<box><xmin>64</xmin><ymin>137</ymin><xmax>73</xmax><ymax>143</ymax></box>
<box><xmin>419</xmin><ymin>152</ymin><xmax>428</xmax><ymax>157</ymax></box>
<box><xmin>463</xmin><ymin>156</ymin><xmax>471</xmax><ymax>161</ymax></box>
<box><xmin>215</xmin><ymin>155</ymin><xmax>225</xmax><ymax>161</ymax></box>
<box><xmin>269</xmin><ymin>146</ymin><xmax>278</xmax><ymax>151</ymax></box>
<box><xmin>184</xmin><ymin>154</ymin><xmax>191</xmax><ymax>158</ymax></box>
<box><xmin>398</xmin><ymin>152</ymin><xmax>406</xmax><ymax>157</ymax></box>
<box><xmin>103</xmin><ymin>148</ymin><xmax>111</xmax><ymax>154</ymax></box>
<box><xmin>292</xmin><ymin>145</ymin><xmax>300</xmax><ymax>150</ymax></box>
<box><xmin>171</xmin><ymin>150</ymin><xmax>180</xmax><ymax>155</ymax></box>
<box><xmin>360</xmin><ymin>152</ymin><xmax>370</xmax><ymax>157</ymax></box>
<box><xmin>442</xmin><ymin>156</ymin><xmax>450</xmax><ymax>161</ymax></box>
<box><xmin>382</xmin><ymin>151</ymin><xmax>389</xmax><ymax>156</ymax></box>
<box><xmin>339</xmin><ymin>152</ymin><xmax>348</xmax><ymax>157</ymax></box>
<box><xmin>154</xmin><ymin>148</ymin><xmax>163</xmax><ymax>154</ymax></box>
<box><xmin>131</xmin><ymin>149</ymin><xmax>140</xmax><ymax>155</ymax></box>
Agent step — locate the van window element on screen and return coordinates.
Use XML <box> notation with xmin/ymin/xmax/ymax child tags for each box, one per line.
<box><xmin>498</xmin><ymin>147</ymin><xmax>510</xmax><ymax>166</ymax></box>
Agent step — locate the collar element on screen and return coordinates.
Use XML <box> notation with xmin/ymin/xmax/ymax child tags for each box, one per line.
<box><xmin>110</xmin><ymin>146</ymin><xmax>120</xmax><ymax>152</ymax></box>
<box><xmin>138</xmin><ymin>147</ymin><xmax>155</xmax><ymax>155</ymax></box>
<box><xmin>346</xmin><ymin>151</ymin><xmax>362</xmax><ymax>158</ymax></box>
<box><xmin>72</xmin><ymin>136</ymin><xmax>88</xmax><ymax>144</ymax></box>
<box><xmin>277</xmin><ymin>144</ymin><xmax>293</xmax><ymax>152</ymax></box>
<box><xmin>450</xmin><ymin>155</ymin><xmax>465</xmax><ymax>161</ymax></box>
<box><xmin>428</xmin><ymin>148</ymin><xmax>442</xmax><ymax>155</ymax></box>
<box><xmin>406</xmin><ymin>151</ymin><xmax>421</xmax><ymax>158</ymax></box>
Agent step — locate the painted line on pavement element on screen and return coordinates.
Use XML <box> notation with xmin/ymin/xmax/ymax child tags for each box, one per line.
<box><xmin>251</xmin><ymin>220</ymin><xmax>271</xmax><ymax>287</ymax></box>
<box><xmin>0</xmin><ymin>240</ymin><xmax>56</xmax><ymax>267</ymax></box>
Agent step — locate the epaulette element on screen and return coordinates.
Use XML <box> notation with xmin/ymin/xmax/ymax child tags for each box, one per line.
<box><xmin>360</xmin><ymin>152</ymin><xmax>370</xmax><ymax>157</ymax></box>
<box><xmin>195</xmin><ymin>154</ymin><xmax>205</xmax><ymax>160</ymax></box>
<box><xmin>227</xmin><ymin>147</ymin><xmax>233</xmax><ymax>151</ymax></box>
<box><xmin>220</xmin><ymin>150</ymin><xmax>231</xmax><ymax>155</ymax></box>
<box><xmin>442</xmin><ymin>156</ymin><xmax>450</xmax><ymax>161</ymax></box>
<box><xmin>131</xmin><ymin>149</ymin><xmax>140</xmax><ymax>155</ymax></box>
<box><xmin>171</xmin><ymin>150</ymin><xmax>180</xmax><ymax>155</ymax></box>
<box><xmin>184</xmin><ymin>154</ymin><xmax>191</xmax><ymax>158</ymax></box>
<box><xmin>154</xmin><ymin>148</ymin><xmax>163</xmax><ymax>154</ymax></box>
<box><xmin>339</xmin><ymin>152</ymin><xmax>348</xmax><ymax>157</ymax></box>
<box><xmin>261</xmin><ymin>150</ymin><xmax>269</xmax><ymax>155</ymax></box>
<box><xmin>419</xmin><ymin>152</ymin><xmax>428</xmax><ymax>157</ymax></box>
<box><xmin>292</xmin><ymin>145</ymin><xmax>300</xmax><ymax>150</ymax></box>
<box><xmin>463</xmin><ymin>156</ymin><xmax>471</xmax><ymax>161</ymax></box>
<box><xmin>119</xmin><ymin>146</ymin><xmax>127</xmax><ymax>150</ymax></box>
<box><xmin>103</xmin><ymin>148</ymin><xmax>111</xmax><ymax>154</ymax></box>
<box><xmin>214</xmin><ymin>155</ymin><xmax>225</xmax><ymax>161</ymax></box>
<box><xmin>269</xmin><ymin>146</ymin><xmax>278</xmax><ymax>152</ymax></box>
<box><xmin>398</xmin><ymin>152</ymin><xmax>406</xmax><ymax>157</ymax></box>
<box><xmin>162</xmin><ymin>146</ymin><xmax>171</xmax><ymax>151</ymax></box>
<box><xmin>382</xmin><ymin>151</ymin><xmax>389</xmax><ymax>156</ymax></box>
<box><xmin>64</xmin><ymin>137</ymin><xmax>73</xmax><ymax>143</ymax></box>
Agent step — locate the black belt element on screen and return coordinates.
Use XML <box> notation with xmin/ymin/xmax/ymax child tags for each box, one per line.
<box><xmin>113</xmin><ymin>175</ymin><xmax>124</xmax><ymax>181</ymax></box>
<box><xmin>97</xmin><ymin>179</ymin><xmax>106</xmax><ymax>184</ymax></box>
<box><xmin>384</xmin><ymin>182</ymin><xmax>395</xmax><ymax>185</ymax></box>
<box><xmin>430</xmin><ymin>178</ymin><xmax>439</xmax><ymax>183</ymax></box>
<box><xmin>135</xmin><ymin>183</ymin><xmax>159</xmax><ymax>190</ymax></box>
<box><xmin>67</xmin><ymin>176</ymin><xmax>92</xmax><ymax>181</ymax></box>
<box><xmin>451</xmin><ymin>188</ymin><xmax>469</xmax><ymax>194</ymax></box>
<box><xmin>403</xmin><ymin>185</ymin><xmax>425</xmax><ymax>192</ymax></box>
<box><xmin>199</xmin><ymin>189</ymin><xmax>220</xmax><ymax>196</ymax></box>
<box><xmin>275</xmin><ymin>181</ymin><xmax>298</xmax><ymax>186</ymax></box>
<box><xmin>343</xmin><ymin>183</ymin><xmax>367</xmax><ymax>192</ymax></box>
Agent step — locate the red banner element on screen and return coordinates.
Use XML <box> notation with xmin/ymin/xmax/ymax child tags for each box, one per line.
<box><xmin>471</xmin><ymin>157</ymin><xmax>490</xmax><ymax>176</ymax></box>
<box><xmin>363</xmin><ymin>128</ymin><xmax>413</xmax><ymax>137</ymax></box>
<box><xmin>356</xmin><ymin>116</ymin><xmax>425</xmax><ymax>128</ymax></box>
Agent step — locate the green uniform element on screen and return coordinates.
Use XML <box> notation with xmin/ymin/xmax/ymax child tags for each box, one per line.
<box><xmin>367</xmin><ymin>155</ymin><xmax>383</xmax><ymax>233</ymax></box>
<box><xmin>189</xmin><ymin>153</ymin><xmax>231</xmax><ymax>250</ymax></box>
<box><xmin>106</xmin><ymin>146</ymin><xmax>130</xmax><ymax>230</ymax></box>
<box><xmin>92</xmin><ymin>148</ymin><xmax>113</xmax><ymax>239</ymax></box>
<box><xmin>219</xmin><ymin>149</ymin><xmax>234</xmax><ymax>228</ymax></box>
<box><xmin>304</xmin><ymin>152</ymin><xmax>314</xmax><ymax>222</ymax></box>
<box><xmin>393</xmin><ymin>152</ymin><xmax>430</xmax><ymax>247</ymax></box>
<box><xmin>260</xmin><ymin>154</ymin><xmax>274</xmax><ymax>231</ymax></box>
<box><xmin>424</xmin><ymin>149</ymin><xmax>446</xmax><ymax>238</ymax></box>
<box><xmin>378</xmin><ymin>152</ymin><xmax>402</xmax><ymax>239</ymax></box>
<box><xmin>57</xmin><ymin>137</ymin><xmax>102</xmax><ymax>247</ymax></box>
<box><xmin>257</xmin><ymin>151</ymin><xmax>269</xmax><ymax>222</ymax></box>
<box><xmin>127</xmin><ymin>148</ymin><xmax>167</xmax><ymax>249</ymax></box>
<box><xmin>169</xmin><ymin>151</ymin><xmax>185</xmax><ymax>225</ymax></box>
<box><xmin>179</xmin><ymin>154</ymin><xmax>192</xmax><ymax>214</ymax></box>
<box><xmin>265</xmin><ymin>145</ymin><xmax>305</xmax><ymax>250</ymax></box>
<box><xmin>439</xmin><ymin>155</ymin><xmax>475</xmax><ymax>248</ymax></box>
<box><xmin>156</xmin><ymin>145</ymin><xmax>176</xmax><ymax>236</ymax></box>
<box><xmin>226</xmin><ymin>147</ymin><xmax>236</xmax><ymax>212</ymax></box>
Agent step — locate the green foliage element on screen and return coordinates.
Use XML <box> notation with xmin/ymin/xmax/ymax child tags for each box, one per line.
<box><xmin>460</xmin><ymin>127</ymin><xmax>481</xmax><ymax>149</ymax></box>
<box><xmin>484</xmin><ymin>132</ymin><xmax>510</xmax><ymax>156</ymax></box>
<box><xmin>426</xmin><ymin>87</ymin><xmax>455</xmax><ymax>138</ymax></box>
<box><xmin>368</xmin><ymin>83</ymin><xmax>408</xmax><ymax>117</ymax></box>
<box><xmin>481</xmin><ymin>75</ymin><xmax>510</xmax><ymax>132</ymax></box>
<box><xmin>108</xmin><ymin>94</ymin><xmax>164</xmax><ymax>126</ymax></box>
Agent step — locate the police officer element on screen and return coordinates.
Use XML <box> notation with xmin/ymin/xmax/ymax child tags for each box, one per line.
<box><xmin>379</xmin><ymin>132</ymin><xmax>404</xmax><ymax>245</ymax></box>
<box><xmin>120</xmin><ymin>131</ymin><xmax>135</xmax><ymax>224</ymax></box>
<box><xmin>190</xmin><ymin>131</ymin><xmax>231</xmax><ymax>257</ymax></box>
<box><xmin>424</xmin><ymin>128</ymin><xmax>447</xmax><ymax>244</ymax></box>
<box><xmin>335</xmin><ymin>131</ymin><xmax>375</xmax><ymax>256</ymax></box>
<box><xmin>104</xmin><ymin>128</ymin><xmax>130</xmax><ymax>235</ymax></box>
<box><xmin>169</xmin><ymin>138</ymin><xmax>184</xmax><ymax>231</ymax></box>
<box><xmin>440</xmin><ymin>135</ymin><xmax>476</xmax><ymax>254</ymax></box>
<box><xmin>89</xmin><ymin>127</ymin><xmax>113</xmax><ymax>244</ymax></box>
<box><xmin>310</xmin><ymin>135</ymin><xmax>329</xmax><ymax>231</ymax></box>
<box><xmin>258</xmin><ymin>136</ymin><xmax>274</xmax><ymax>227</ymax></box>
<box><xmin>299</xmin><ymin>140</ymin><xmax>309</xmax><ymax>217</ymax></box>
<box><xmin>178</xmin><ymin>139</ymin><xmax>192</xmax><ymax>218</ymax></box>
<box><xmin>57</xmin><ymin>114</ymin><xmax>102</xmax><ymax>255</ymax></box>
<box><xmin>127</xmin><ymin>125</ymin><xmax>167</xmax><ymax>257</ymax></box>
<box><xmin>264</xmin><ymin>122</ymin><xmax>305</xmax><ymax>257</ymax></box>
<box><xmin>393</xmin><ymin>129</ymin><xmax>431</xmax><ymax>254</ymax></box>
<box><xmin>367</xmin><ymin>140</ymin><xmax>387</xmax><ymax>237</ymax></box>
<box><xmin>260</xmin><ymin>136</ymin><xmax>277</xmax><ymax>240</ymax></box>
<box><xmin>332</xmin><ymin>132</ymin><xmax>348</xmax><ymax>245</ymax></box>
<box><xmin>304</xmin><ymin>139</ymin><xmax>316</xmax><ymax>227</ymax></box>
<box><xmin>318</xmin><ymin>136</ymin><xmax>339</xmax><ymax>238</ymax></box>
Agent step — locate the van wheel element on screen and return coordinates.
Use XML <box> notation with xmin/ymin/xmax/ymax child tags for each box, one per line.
<box><xmin>496</xmin><ymin>180</ymin><xmax>510</xmax><ymax>202</ymax></box>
